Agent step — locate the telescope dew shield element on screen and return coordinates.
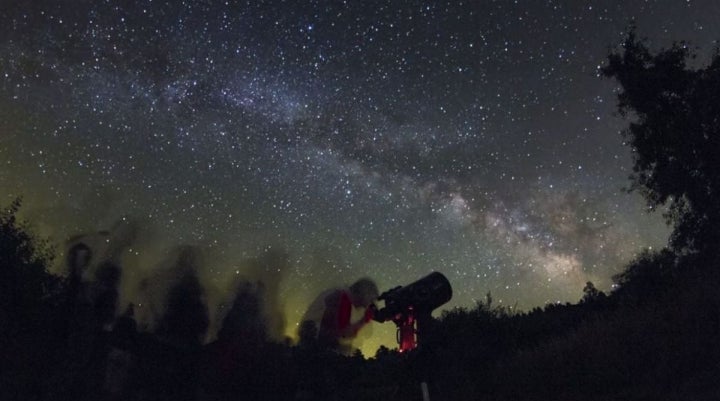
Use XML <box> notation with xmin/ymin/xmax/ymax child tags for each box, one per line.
<box><xmin>375</xmin><ymin>272</ymin><xmax>453</xmax><ymax>322</ymax></box>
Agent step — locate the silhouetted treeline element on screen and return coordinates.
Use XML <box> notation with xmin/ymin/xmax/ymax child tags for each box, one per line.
<box><xmin>1</xmin><ymin>216</ymin><xmax>718</xmax><ymax>400</ymax></box>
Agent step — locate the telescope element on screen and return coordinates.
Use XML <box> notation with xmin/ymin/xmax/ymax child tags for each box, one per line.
<box><xmin>372</xmin><ymin>272</ymin><xmax>452</xmax><ymax>352</ymax></box>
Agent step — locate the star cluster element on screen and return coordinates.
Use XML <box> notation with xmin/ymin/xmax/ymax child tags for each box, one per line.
<box><xmin>1</xmin><ymin>0</ymin><xmax>717</xmax><ymax>351</ymax></box>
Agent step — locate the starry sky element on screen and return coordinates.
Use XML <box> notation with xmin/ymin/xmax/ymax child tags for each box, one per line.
<box><xmin>1</xmin><ymin>0</ymin><xmax>718</xmax><ymax>353</ymax></box>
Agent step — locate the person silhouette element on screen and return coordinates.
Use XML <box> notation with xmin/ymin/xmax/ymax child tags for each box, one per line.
<box><xmin>300</xmin><ymin>278</ymin><xmax>378</xmax><ymax>353</ymax></box>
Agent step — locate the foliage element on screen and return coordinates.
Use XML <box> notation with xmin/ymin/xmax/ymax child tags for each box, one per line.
<box><xmin>0</xmin><ymin>198</ymin><xmax>56</xmax><ymax>332</ymax></box>
<box><xmin>0</xmin><ymin>199</ymin><xmax>62</xmax><ymax>400</ymax></box>
<box><xmin>602</xmin><ymin>31</ymin><xmax>720</xmax><ymax>254</ymax></box>
<box><xmin>612</xmin><ymin>248</ymin><xmax>677</xmax><ymax>305</ymax></box>
<box><xmin>580</xmin><ymin>281</ymin><xmax>607</xmax><ymax>304</ymax></box>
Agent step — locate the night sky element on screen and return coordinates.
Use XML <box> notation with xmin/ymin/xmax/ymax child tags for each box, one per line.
<box><xmin>1</xmin><ymin>1</ymin><xmax>718</xmax><ymax>353</ymax></box>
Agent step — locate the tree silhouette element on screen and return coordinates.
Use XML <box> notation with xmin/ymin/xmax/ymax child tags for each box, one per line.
<box><xmin>0</xmin><ymin>199</ymin><xmax>56</xmax><ymax>326</ymax></box>
<box><xmin>603</xmin><ymin>31</ymin><xmax>720</xmax><ymax>255</ymax></box>
<box><xmin>580</xmin><ymin>281</ymin><xmax>607</xmax><ymax>305</ymax></box>
<box><xmin>612</xmin><ymin>248</ymin><xmax>677</xmax><ymax>305</ymax></box>
<box><xmin>0</xmin><ymin>199</ymin><xmax>63</xmax><ymax>400</ymax></box>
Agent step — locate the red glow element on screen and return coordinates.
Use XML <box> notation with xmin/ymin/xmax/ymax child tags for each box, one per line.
<box><xmin>396</xmin><ymin>307</ymin><xmax>417</xmax><ymax>352</ymax></box>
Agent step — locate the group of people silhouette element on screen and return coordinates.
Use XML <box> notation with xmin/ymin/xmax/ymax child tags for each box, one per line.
<box><xmin>51</xmin><ymin>240</ymin><xmax>378</xmax><ymax>400</ymax></box>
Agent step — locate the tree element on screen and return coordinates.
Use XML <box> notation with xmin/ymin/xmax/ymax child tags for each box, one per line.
<box><xmin>602</xmin><ymin>31</ymin><xmax>720</xmax><ymax>255</ymax></box>
<box><xmin>0</xmin><ymin>199</ymin><xmax>62</xmax><ymax>399</ymax></box>
<box><xmin>0</xmin><ymin>198</ymin><xmax>56</xmax><ymax>334</ymax></box>
<box><xmin>612</xmin><ymin>248</ymin><xmax>676</xmax><ymax>305</ymax></box>
<box><xmin>580</xmin><ymin>281</ymin><xmax>606</xmax><ymax>304</ymax></box>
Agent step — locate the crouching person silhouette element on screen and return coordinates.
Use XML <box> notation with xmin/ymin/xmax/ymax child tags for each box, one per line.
<box><xmin>300</xmin><ymin>278</ymin><xmax>378</xmax><ymax>354</ymax></box>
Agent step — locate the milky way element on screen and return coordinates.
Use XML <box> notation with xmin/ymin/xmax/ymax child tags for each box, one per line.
<box><xmin>1</xmin><ymin>1</ymin><xmax>717</xmax><ymax>353</ymax></box>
